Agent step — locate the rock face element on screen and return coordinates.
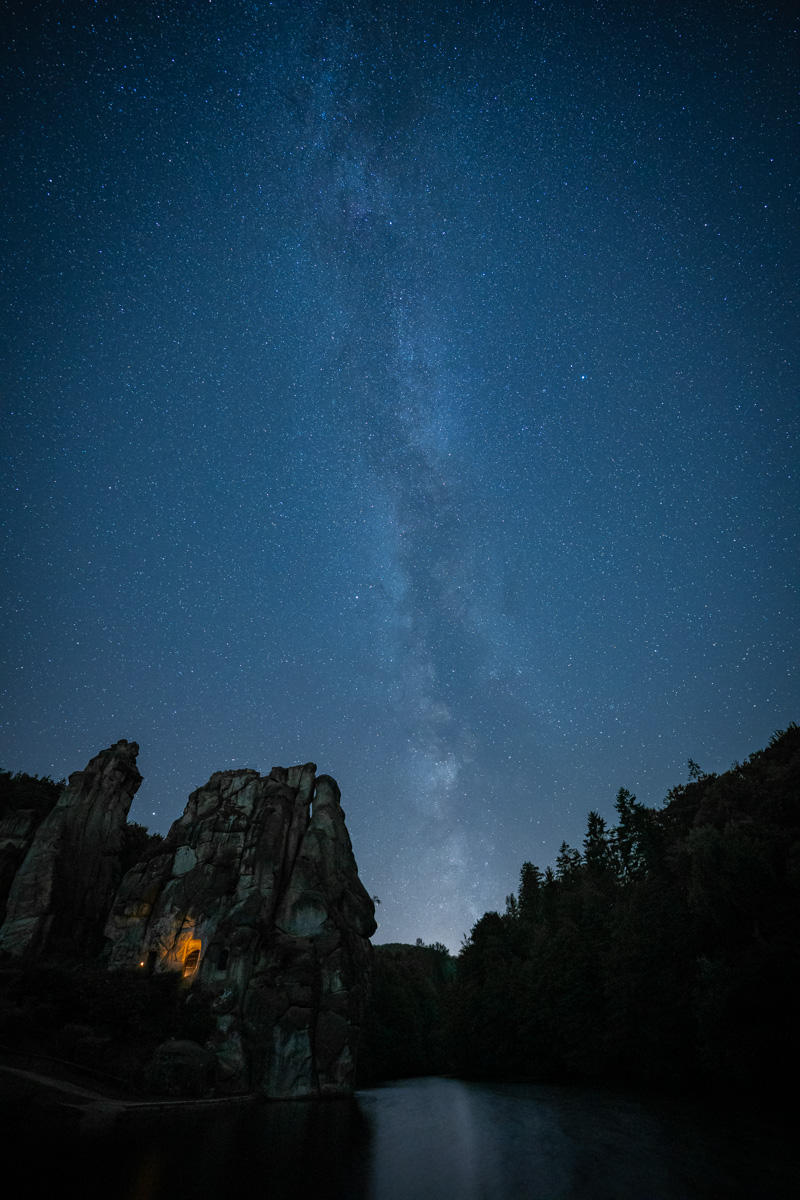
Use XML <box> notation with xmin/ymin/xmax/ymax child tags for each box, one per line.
<box><xmin>0</xmin><ymin>740</ymin><xmax>142</xmax><ymax>959</ymax></box>
<box><xmin>105</xmin><ymin>763</ymin><xmax>376</xmax><ymax>1099</ymax></box>
<box><xmin>0</xmin><ymin>811</ymin><xmax>54</xmax><ymax>926</ymax></box>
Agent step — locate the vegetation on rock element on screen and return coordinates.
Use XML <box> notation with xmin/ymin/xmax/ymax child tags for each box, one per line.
<box><xmin>0</xmin><ymin>770</ymin><xmax>64</xmax><ymax>818</ymax></box>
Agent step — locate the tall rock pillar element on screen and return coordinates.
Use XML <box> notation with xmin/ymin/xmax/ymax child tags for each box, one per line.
<box><xmin>0</xmin><ymin>739</ymin><xmax>142</xmax><ymax>959</ymax></box>
<box><xmin>105</xmin><ymin>763</ymin><xmax>376</xmax><ymax>1097</ymax></box>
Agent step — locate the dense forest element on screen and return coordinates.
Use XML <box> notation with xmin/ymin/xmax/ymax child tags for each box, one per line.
<box><xmin>364</xmin><ymin>725</ymin><xmax>800</xmax><ymax>1089</ymax></box>
<box><xmin>357</xmin><ymin>941</ymin><xmax>455</xmax><ymax>1085</ymax></box>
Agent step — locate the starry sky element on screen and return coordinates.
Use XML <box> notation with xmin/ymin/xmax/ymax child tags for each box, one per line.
<box><xmin>2</xmin><ymin>1</ymin><xmax>797</xmax><ymax>950</ymax></box>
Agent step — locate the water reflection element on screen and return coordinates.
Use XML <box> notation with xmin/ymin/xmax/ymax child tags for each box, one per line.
<box><xmin>118</xmin><ymin>1097</ymin><xmax>370</xmax><ymax>1200</ymax></box>
<box><xmin>6</xmin><ymin>1092</ymin><xmax>369</xmax><ymax>1200</ymax></box>
<box><xmin>360</xmin><ymin>1078</ymin><xmax>797</xmax><ymax>1200</ymax></box>
<box><xmin>6</xmin><ymin>1076</ymin><xmax>796</xmax><ymax>1199</ymax></box>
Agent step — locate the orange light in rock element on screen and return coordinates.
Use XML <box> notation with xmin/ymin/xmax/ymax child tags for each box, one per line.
<box><xmin>183</xmin><ymin>939</ymin><xmax>201</xmax><ymax>977</ymax></box>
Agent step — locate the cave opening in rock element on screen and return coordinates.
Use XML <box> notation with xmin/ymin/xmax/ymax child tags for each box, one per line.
<box><xmin>183</xmin><ymin>941</ymin><xmax>201</xmax><ymax>976</ymax></box>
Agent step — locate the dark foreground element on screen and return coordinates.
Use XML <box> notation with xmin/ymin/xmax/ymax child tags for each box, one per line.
<box><xmin>3</xmin><ymin>1074</ymin><xmax>796</xmax><ymax>1200</ymax></box>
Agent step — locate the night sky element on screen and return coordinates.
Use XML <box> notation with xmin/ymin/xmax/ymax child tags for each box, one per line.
<box><xmin>2</xmin><ymin>1</ymin><xmax>797</xmax><ymax>950</ymax></box>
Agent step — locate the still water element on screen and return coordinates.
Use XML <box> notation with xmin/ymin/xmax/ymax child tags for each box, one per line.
<box><xmin>13</xmin><ymin>1076</ymin><xmax>797</xmax><ymax>1200</ymax></box>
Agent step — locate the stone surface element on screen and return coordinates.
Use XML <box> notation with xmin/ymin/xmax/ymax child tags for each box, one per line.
<box><xmin>0</xmin><ymin>809</ymin><xmax>47</xmax><ymax>926</ymax></box>
<box><xmin>0</xmin><ymin>773</ymin><xmax>63</xmax><ymax>926</ymax></box>
<box><xmin>0</xmin><ymin>740</ymin><xmax>142</xmax><ymax>959</ymax></box>
<box><xmin>143</xmin><ymin>1039</ymin><xmax>216</xmax><ymax>1098</ymax></box>
<box><xmin>105</xmin><ymin>763</ymin><xmax>376</xmax><ymax>1099</ymax></box>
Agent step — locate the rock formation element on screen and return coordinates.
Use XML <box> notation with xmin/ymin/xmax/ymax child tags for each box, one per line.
<box><xmin>105</xmin><ymin>763</ymin><xmax>376</xmax><ymax>1099</ymax></box>
<box><xmin>0</xmin><ymin>740</ymin><xmax>142</xmax><ymax>959</ymax></box>
<box><xmin>0</xmin><ymin>776</ymin><xmax>62</xmax><ymax>925</ymax></box>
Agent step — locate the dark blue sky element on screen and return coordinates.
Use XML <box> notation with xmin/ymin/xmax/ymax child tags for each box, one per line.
<box><xmin>2</xmin><ymin>1</ymin><xmax>797</xmax><ymax>949</ymax></box>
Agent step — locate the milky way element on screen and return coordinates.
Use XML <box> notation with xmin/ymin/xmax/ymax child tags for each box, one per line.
<box><xmin>2</xmin><ymin>2</ymin><xmax>797</xmax><ymax>948</ymax></box>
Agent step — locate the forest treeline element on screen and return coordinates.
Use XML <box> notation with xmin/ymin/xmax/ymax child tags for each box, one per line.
<box><xmin>357</xmin><ymin>941</ymin><xmax>455</xmax><ymax>1084</ymax></box>
<box><xmin>363</xmin><ymin>725</ymin><xmax>800</xmax><ymax>1088</ymax></box>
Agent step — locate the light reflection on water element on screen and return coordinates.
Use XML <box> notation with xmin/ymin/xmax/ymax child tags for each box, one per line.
<box><xmin>7</xmin><ymin>1076</ymin><xmax>797</xmax><ymax>1200</ymax></box>
<box><xmin>359</xmin><ymin>1076</ymin><xmax>796</xmax><ymax>1200</ymax></box>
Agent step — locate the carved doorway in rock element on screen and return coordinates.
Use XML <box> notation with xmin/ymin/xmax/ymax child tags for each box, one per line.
<box><xmin>183</xmin><ymin>939</ymin><xmax>201</xmax><ymax>977</ymax></box>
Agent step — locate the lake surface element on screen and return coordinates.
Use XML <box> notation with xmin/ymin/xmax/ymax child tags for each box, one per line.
<box><xmin>9</xmin><ymin>1076</ymin><xmax>797</xmax><ymax>1199</ymax></box>
<box><xmin>358</xmin><ymin>1078</ymin><xmax>796</xmax><ymax>1200</ymax></box>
